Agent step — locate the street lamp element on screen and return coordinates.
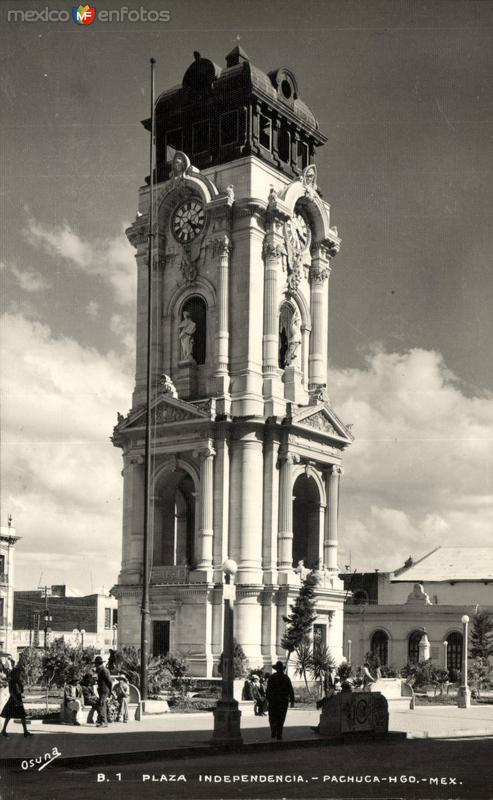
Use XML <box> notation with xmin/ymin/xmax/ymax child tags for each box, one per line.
<box><xmin>442</xmin><ymin>640</ymin><xmax>448</xmax><ymax>670</ymax></box>
<box><xmin>457</xmin><ymin>615</ymin><xmax>470</xmax><ymax>709</ymax></box>
<box><xmin>347</xmin><ymin>639</ymin><xmax>352</xmax><ymax>663</ymax></box>
<box><xmin>211</xmin><ymin>559</ymin><xmax>242</xmax><ymax>745</ymax></box>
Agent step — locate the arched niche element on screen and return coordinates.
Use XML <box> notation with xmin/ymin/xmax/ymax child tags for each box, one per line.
<box><xmin>179</xmin><ymin>295</ymin><xmax>207</xmax><ymax>365</ymax></box>
<box><xmin>278</xmin><ymin>295</ymin><xmax>310</xmax><ymax>383</ymax></box>
<box><xmin>292</xmin><ymin>473</ymin><xmax>322</xmax><ymax>570</ymax></box>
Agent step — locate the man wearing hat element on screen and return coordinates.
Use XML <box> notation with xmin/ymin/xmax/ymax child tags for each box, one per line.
<box><xmin>94</xmin><ymin>656</ymin><xmax>113</xmax><ymax>728</ymax></box>
<box><xmin>266</xmin><ymin>661</ymin><xmax>295</xmax><ymax>740</ymax></box>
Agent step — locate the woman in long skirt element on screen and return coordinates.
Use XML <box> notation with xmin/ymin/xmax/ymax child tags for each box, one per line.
<box><xmin>1</xmin><ymin>665</ymin><xmax>33</xmax><ymax>737</ymax></box>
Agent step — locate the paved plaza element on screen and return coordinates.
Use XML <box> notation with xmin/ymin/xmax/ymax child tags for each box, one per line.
<box><xmin>1</xmin><ymin>702</ymin><xmax>493</xmax><ymax>765</ymax></box>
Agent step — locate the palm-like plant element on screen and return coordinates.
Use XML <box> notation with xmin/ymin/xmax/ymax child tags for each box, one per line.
<box><xmin>293</xmin><ymin>638</ymin><xmax>313</xmax><ymax>690</ymax></box>
<box><xmin>312</xmin><ymin>644</ymin><xmax>336</xmax><ymax>697</ymax></box>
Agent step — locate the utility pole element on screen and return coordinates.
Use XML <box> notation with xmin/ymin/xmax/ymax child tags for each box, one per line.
<box><xmin>42</xmin><ymin>586</ymin><xmax>52</xmax><ymax>649</ymax></box>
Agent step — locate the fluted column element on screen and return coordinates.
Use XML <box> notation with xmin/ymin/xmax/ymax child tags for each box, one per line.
<box><xmin>213</xmin><ymin>236</ymin><xmax>232</xmax><ymax>381</ymax></box>
<box><xmin>325</xmin><ymin>465</ymin><xmax>343</xmax><ymax>572</ymax></box>
<box><xmin>196</xmin><ymin>446</ymin><xmax>215</xmax><ymax>570</ymax></box>
<box><xmin>309</xmin><ymin>243</ymin><xmax>331</xmax><ymax>391</ymax></box>
<box><xmin>277</xmin><ymin>451</ymin><xmax>299</xmax><ymax>575</ymax></box>
<box><xmin>237</xmin><ymin>437</ymin><xmax>263</xmax><ymax>582</ymax></box>
<box><xmin>262</xmin><ymin>232</ymin><xmax>285</xmax><ymax>414</ymax></box>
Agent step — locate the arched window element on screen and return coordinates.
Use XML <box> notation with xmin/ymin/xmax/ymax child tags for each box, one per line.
<box><xmin>408</xmin><ymin>630</ymin><xmax>423</xmax><ymax>664</ymax></box>
<box><xmin>352</xmin><ymin>589</ymin><xmax>369</xmax><ymax>606</ymax></box>
<box><xmin>370</xmin><ymin>630</ymin><xmax>389</xmax><ymax>666</ymax></box>
<box><xmin>292</xmin><ymin>473</ymin><xmax>321</xmax><ymax>570</ymax></box>
<box><xmin>180</xmin><ymin>296</ymin><xmax>207</xmax><ymax>365</ymax></box>
<box><xmin>446</xmin><ymin>632</ymin><xmax>463</xmax><ymax>672</ymax></box>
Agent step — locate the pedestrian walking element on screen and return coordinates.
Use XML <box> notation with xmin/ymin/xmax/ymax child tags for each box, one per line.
<box><xmin>1</xmin><ymin>664</ymin><xmax>33</xmax><ymax>737</ymax></box>
<box><xmin>94</xmin><ymin>655</ymin><xmax>113</xmax><ymax>727</ymax></box>
<box><xmin>265</xmin><ymin>661</ymin><xmax>294</xmax><ymax>740</ymax></box>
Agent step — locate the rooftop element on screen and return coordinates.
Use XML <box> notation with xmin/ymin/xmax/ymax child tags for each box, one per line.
<box><xmin>391</xmin><ymin>547</ymin><xmax>493</xmax><ymax>583</ymax></box>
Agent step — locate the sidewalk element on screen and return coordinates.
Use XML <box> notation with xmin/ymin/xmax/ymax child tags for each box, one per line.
<box><xmin>1</xmin><ymin>703</ymin><xmax>493</xmax><ymax>767</ymax></box>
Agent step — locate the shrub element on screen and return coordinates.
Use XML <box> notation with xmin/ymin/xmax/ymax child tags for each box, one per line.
<box><xmin>218</xmin><ymin>639</ymin><xmax>247</xmax><ymax>678</ymax></box>
<box><xmin>18</xmin><ymin>647</ymin><xmax>43</xmax><ymax>687</ymax></box>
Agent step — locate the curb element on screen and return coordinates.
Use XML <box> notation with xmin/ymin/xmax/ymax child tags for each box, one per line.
<box><xmin>1</xmin><ymin>732</ymin><xmax>406</xmax><ymax>769</ymax></box>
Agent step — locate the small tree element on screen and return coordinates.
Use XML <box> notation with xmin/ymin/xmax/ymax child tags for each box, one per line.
<box><xmin>469</xmin><ymin>657</ymin><xmax>491</xmax><ymax>698</ymax></box>
<box><xmin>218</xmin><ymin>638</ymin><xmax>247</xmax><ymax>679</ymax></box>
<box><xmin>470</xmin><ymin>611</ymin><xmax>493</xmax><ymax>659</ymax></box>
<box><xmin>18</xmin><ymin>647</ymin><xmax>43</xmax><ymax>687</ymax></box>
<box><xmin>281</xmin><ymin>572</ymin><xmax>319</xmax><ymax>665</ymax></box>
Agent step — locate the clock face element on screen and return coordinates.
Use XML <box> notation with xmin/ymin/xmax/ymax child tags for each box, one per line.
<box><xmin>285</xmin><ymin>212</ymin><xmax>310</xmax><ymax>254</ymax></box>
<box><xmin>172</xmin><ymin>199</ymin><xmax>205</xmax><ymax>244</ymax></box>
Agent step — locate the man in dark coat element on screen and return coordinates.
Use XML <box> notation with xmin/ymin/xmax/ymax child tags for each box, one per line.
<box><xmin>94</xmin><ymin>656</ymin><xmax>113</xmax><ymax>727</ymax></box>
<box><xmin>266</xmin><ymin>661</ymin><xmax>295</xmax><ymax>740</ymax></box>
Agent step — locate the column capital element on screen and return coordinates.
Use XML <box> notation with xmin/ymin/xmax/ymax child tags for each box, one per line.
<box><xmin>278</xmin><ymin>449</ymin><xmax>301</xmax><ymax>467</ymax></box>
<box><xmin>262</xmin><ymin>238</ymin><xmax>287</xmax><ymax>262</ymax></box>
<box><xmin>194</xmin><ymin>445</ymin><xmax>216</xmax><ymax>461</ymax></box>
<box><xmin>210</xmin><ymin>235</ymin><xmax>233</xmax><ymax>259</ymax></box>
<box><xmin>327</xmin><ymin>464</ymin><xmax>344</xmax><ymax>477</ymax></box>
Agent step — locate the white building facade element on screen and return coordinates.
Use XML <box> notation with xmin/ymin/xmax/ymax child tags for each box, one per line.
<box><xmin>112</xmin><ymin>48</ymin><xmax>353</xmax><ymax>676</ymax></box>
<box><xmin>0</xmin><ymin>521</ymin><xmax>19</xmax><ymax>655</ymax></box>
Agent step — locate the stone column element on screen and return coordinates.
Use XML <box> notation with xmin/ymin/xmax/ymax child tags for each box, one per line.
<box><xmin>236</xmin><ymin>436</ymin><xmax>263</xmax><ymax>584</ymax></box>
<box><xmin>309</xmin><ymin>243</ymin><xmax>331</xmax><ymax>392</ymax></box>
<box><xmin>213</xmin><ymin>426</ymin><xmax>230</xmax><ymax>581</ymax></box>
<box><xmin>213</xmin><ymin>236</ymin><xmax>232</xmax><ymax>394</ymax></box>
<box><xmin>325</xmin><ymin>465</ymin><xmax>342</xmax><ymax>572</ymax></box>
<box><xmin>277</xmin><ymin>451</ymin><xmax>299</xmax><ymax>580</ymax></box>
<box><xmin>262</xmin><ymin>432</ymin><xmax>279</xmax><ymax>585</ymax></box>
<box><xmin>195</xmin><ymin>446</ymin><xmax>215</xmax><ymax>571</ymax></box>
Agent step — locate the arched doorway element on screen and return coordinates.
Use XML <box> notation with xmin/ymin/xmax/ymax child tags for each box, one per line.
<box><xmin>408</xmin><ymin>630</ymin><xmax>423</xmax><ymax>664</ymax></box>
<box><xmin>446</xmin><ymin>632</ymin><xmax>463</xmax><ymax>672</ymax></box>
<box><xmin>371</xmin><ymin>630</ymin><xmax>389</xmax><ymax>666</ymax></box>
<box><xmin>153</xmin><ymin>470</ymin><xmax>196</xmax><ymax>567</ymax></box>
<box><xmin>292</xmin><ymin>474</ymin><xmax>321</xmax><ymax>570</ymax></box>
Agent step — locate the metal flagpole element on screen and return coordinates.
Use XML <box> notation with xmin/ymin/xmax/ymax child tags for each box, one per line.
<box><xmin>141</xmin><ymin>56</ymin><xmax>156</xmax><ymax>703</ymax></box>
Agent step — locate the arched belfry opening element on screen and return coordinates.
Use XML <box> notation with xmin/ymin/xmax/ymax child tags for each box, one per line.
<box><xmin>292</xmin><ymin>473</ymin><xmax>321</xmax><ymax>570</ymax></box>
<box><xmin>153</xmin><ymin>470</ymin><xmax>196</xmax><ymax>567</ymax></box>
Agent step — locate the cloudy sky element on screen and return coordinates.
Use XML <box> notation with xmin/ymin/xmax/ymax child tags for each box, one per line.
<box><xmin>1</xmin><ymin>0</ymin><xmax>493</xmax><ymax>591</ymax></box>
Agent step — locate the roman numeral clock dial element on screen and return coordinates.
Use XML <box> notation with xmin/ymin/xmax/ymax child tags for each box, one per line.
<box><xmin>172</xmin><ymin>199</ymin><xmax>205</xmax><ymax>244</ymax></box>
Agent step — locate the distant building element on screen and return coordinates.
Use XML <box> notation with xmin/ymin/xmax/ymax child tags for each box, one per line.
<box><xmin>0</xmin><ymin>520</ymin><xmax>20</xmax><ymax>655</ymax></box>
<box><xmin>12</xmin><ymin>585</ymin><xmax>118</xmax><ymax>656</ymax></box>
<box><xmin>341</xmin><ymin>547</ymin><xmax>493</xmax><ymax>672</ymax></box>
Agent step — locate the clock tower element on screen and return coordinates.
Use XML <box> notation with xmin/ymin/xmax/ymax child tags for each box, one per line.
<box><xmin>112</xmin><ymin>47</ymin><xmax>353</xmax><ymax>676</ymax></box>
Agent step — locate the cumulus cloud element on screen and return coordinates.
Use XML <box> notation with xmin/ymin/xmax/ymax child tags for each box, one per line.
<box><xmin>10</xmin><ymin>263</ymin><xmax>49</xmax><ymax>293</ymax></box>
<box><xmin>330</xmin><ymin>348</ymin><xmax>493</xmax><ymax>572</ymax></box>
<box><xmin>85</xmin><ymin>300</ymin><xmax>100</xmax><ymax>318</ymax></box>
<box><xmin>1</xmin><ymin>312</ymin><xmax>133</xmax><ymax>591</ymax></box>
<box><xmin>24</xmin><ymin>217</ymin><xmax>136</xmax><ymax>305</ymax></box>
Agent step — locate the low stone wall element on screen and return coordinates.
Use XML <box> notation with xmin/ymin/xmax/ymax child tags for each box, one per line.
<box><xmin>368</xmin><ymin>678</ymin><xmax>414</xmax><ymax>709</ymax></box>
<box><xmin>319</xmin><ymin>691</ymin><xmax>389</xmax><ymax>738</ymax></box>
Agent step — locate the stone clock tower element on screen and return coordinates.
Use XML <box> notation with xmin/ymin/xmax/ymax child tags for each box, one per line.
<box><xmin>112</xmin><ymin>47</ymin><xmax>353</xmax><ymax>676</ymax></box>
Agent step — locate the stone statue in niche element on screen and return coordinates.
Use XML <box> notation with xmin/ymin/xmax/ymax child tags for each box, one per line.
<box><xmin>285</xmin><ymin>311</ymin><xmax>302</xmax><ymax>366</ymax></box>
<box><xmin>178</xmin><ymin>310</ymin><xmax>196</xmax><ymax>362</ymax></box>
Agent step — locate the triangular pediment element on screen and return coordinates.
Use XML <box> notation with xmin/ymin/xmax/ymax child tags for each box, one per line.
<box><xmin>290</xmin><ymin>403</ymin><xmax>354</xmax><ymax>444</ymax></box>
<box><xmin>114</xmin><ymin>394</ymin><xmax>213</xmax><ymax>436</ymax></box>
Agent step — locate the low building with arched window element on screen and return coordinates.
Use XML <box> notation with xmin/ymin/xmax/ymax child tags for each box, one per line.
<box><xmin>341</xmin><ymin>547</ymin><xmax>493</xmax><ymax>672</ymax></box>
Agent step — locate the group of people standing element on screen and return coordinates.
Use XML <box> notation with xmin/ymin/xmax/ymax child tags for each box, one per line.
<box><xmin>66</xmin><ymin>656</ymin><xmax>130</xmax><ymax>727</ymax></box>
<box><xmin>242</xmin><ymin>661</ymin><xmax>295</xmax><ymax>741</ymax></box>
<box><xmin>0</xmin><ymin>654</ymin><xmax>131</xmax><ymax>736</ymax></box>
